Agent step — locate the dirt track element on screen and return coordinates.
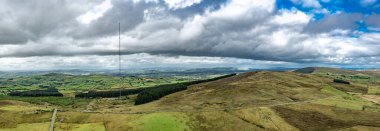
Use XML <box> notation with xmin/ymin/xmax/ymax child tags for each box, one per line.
<box><xmin>360</xmin><ymin>95</ymin><xmax>380</xmax><ymax>104</ymax></box>
<box><xmin>49</xmin><ymin>108</ymin><xmax>57</xmax><ymax>131</ymax></box>
<box><xmin>81</xmin><ymin>96</ymin><xmax>338</xmax><ymax>114</ymax></box>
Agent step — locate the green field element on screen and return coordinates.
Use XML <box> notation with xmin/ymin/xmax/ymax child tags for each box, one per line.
<box><xmin>134</xmin><ymin>113</ymin><xmax>191</xmax><ymax>131</ymax></box>
<box><xmin>55</xmin><ymin>123</ymin><xmax>105</xmax><ymax>131</ymax></box>
<box><xmin>0</xmin><ymin>122</ymin><xmax>50</xmax><ymax>131</ymax></box>
<box><xmin>0</xmin><ymin>95</ymin><xmax>91</xmax><ymax>107</ymax></box>
<box><xmin>0</xmin><ymin>73</ymin><xmax>195</xmax><ymax>95</ymax></box>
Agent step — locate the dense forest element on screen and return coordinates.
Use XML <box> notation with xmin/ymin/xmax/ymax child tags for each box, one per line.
<box><xmin>135</xmin><ymin>74</ymin><xmax>236</xmax><ymax>105</ymax></box>
<box><xmin>333</xmin><ymin>79</ymin><xmax>350</xmax><ymax>84</ymax></box>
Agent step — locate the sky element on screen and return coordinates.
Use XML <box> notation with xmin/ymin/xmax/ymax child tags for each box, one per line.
<box><xmin>0</xmin><ymin>0</ymin><xmax>380</xmax><ymax>70</ymax></box>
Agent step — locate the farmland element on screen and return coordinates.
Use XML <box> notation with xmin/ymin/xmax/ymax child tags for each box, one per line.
<box><xmin>0</xmin><ymin>73</ymin><xmax>196</xmax><ymax>94</ymax></box>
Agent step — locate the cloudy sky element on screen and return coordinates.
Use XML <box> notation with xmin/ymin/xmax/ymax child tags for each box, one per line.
<box><xmin>0</xmin><ymin>0</ymin><xmax>380</xmax><ymax>70</ymax></box>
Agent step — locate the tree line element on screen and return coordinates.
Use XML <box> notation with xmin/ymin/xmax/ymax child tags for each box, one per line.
<box><xmin>333</xmin><ymin>79</ymin><xmax>350</xmax><ymax>84</ymax></box>
<box><xmin>134</xmin><ymin>73</ymin><xmax>236</xmax><ymax>105</ymax></box>
<box><xmin>75</xmin><ymin>74</ymin><xmax>236</xmax><ymax>99</ymax></box>
<box><xmin>75</xmin><ymin>88</ymin><xmax>147</xmax><ymax>98</ymax></box>
<box><xmin>8</xmin><ymin>88</ymin><xmax>63</xmax><ymax>97</ymax></box>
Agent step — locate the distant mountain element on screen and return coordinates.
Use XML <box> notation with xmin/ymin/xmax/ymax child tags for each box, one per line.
<box><xmin>293</xmin><ymin>67</ymin><xmax>316</xmax><ymax>73</ymax></box>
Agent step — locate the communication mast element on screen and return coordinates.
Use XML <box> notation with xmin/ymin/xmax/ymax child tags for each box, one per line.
<box><xmin>119</xmin><ymin>22</ymin><xmax>122</xmax><ymax>99</ymax></box>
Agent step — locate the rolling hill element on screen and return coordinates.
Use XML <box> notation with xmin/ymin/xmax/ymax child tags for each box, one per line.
<box><xmin>126</xmin><ymin>70</ymin><xmax>380</xmax><ymax>130</ymax></box>
<box><xmin>1</xmin><ymin>68</ymin><xmax>380</xmax><ymax>131</ymax></box>
<box><xmin>137</xmin><ymin>71</ymin><xmax>330</xmax><ymax>110</ymax></box>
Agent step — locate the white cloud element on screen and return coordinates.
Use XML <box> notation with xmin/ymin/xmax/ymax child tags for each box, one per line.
<box><xmin>303</xmin><ymin>0</ymin><xmax>321</xmax><ymax>8</ymax></box>
<box><xmin>360</xmin><ymin>0</ymin><xmax>377</xmax><ymax>6</ymax></box>
<box><xmin>0</xmin><ymin>54</ymin><xmax>297</xmax><ymax>71</ymax></box>
<box><xmin>133</xmin><ymin>0</ymin><xmax>159</xmax><ymax>3</ymax></box>
<box><xmin>209</xmin><ymin>0</ymin><xmax>275</xmax><ymax>18</ymax></box>
<box><xmin>291</xmin><ymin>0</ymin><xmax>321</xmax><ymax>8</ymax></box>
<box><xmin>271</xmin><ymin>8</ymin><xmax>311</xmax><ymax>25</ymax></box>
<box><xmin>321</xmin><ymin>0</ymin><xmax>330</xmax><ymax>3</ymax></box>
<box><xmin>163</xmin><ymin>0</ymin><xmax>202</xmax><ymax>9</ymax></box>
<box><xmin>77</xmin><ymin>0</ymin><xmax>113</xmax><ymax>24</ymax></box>
<box><xmin>179</xmin><ymin>15</ymin><xmax>205</xmax><ymax>41</ymax></box>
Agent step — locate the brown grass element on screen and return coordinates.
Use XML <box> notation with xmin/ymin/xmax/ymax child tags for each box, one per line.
<box><xmin>273</xmin><ymin>104</ymin><xmax>380</xmax><ymax>130</ymax></box>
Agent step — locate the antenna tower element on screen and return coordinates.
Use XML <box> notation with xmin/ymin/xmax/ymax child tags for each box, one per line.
<box><xmin>119</xmin><ymin>22</ymin><xmax>122</xmax><ymax>99</ymax></box>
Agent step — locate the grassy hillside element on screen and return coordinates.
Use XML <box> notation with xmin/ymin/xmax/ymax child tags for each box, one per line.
<box><xmin>136</xmin><ymin>71</ymin><xmax>331</xmax><ymax>110</ymax></box>
<box><xmin>127</xmin><ymin>71</ymin><xmax>380</xmax><ymax>130</ymax></box>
